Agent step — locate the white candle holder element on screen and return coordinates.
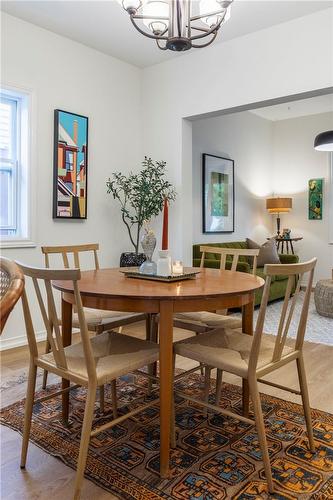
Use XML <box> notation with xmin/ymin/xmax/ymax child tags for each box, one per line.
<box><xmin>172</xmin><ymin>260</ymin><xmax>183</xmax><ymax>275</ymax></box>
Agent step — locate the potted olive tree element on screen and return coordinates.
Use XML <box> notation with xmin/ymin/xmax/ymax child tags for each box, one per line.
<box><xmin>106</xmin><ymin>157</ymin><xmax>176</xmax><ymax>267</ymax></box>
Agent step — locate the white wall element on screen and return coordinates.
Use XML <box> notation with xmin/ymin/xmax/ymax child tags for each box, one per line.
<box><xmin>272</xmin><ymin>112</ymin><xmax>333</xmax><ymax>281</ymax></box>
<box><xmin>192</xmin><ymin>111</ymin><xmax>273</xmax><ymax>245</ymax></box>
<box><xmin>0</xmin><ymin>13</ymin><xmax>143</xmax><ymax>349</ymax></box>
<box><xmin>142</xmin><ymin>8</ymin><xmax>333</xmax><ymax>265</ymax></box>
<box><xmin>192</xmin><ymin>109</ymin><xmax>333</xmax><ymax>282</ymax></box>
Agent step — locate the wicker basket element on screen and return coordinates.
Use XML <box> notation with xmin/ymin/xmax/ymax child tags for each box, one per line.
<box><xmin>314</xmin><ymin>279</ymin><xmax>333</xmax><ymax>318</ymax></box>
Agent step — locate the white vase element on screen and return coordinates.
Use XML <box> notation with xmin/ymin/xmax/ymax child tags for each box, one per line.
<box><xmin>157</xmin><ymin>250</ymin><xmax>171</xmax><ymax>276</ymax></box>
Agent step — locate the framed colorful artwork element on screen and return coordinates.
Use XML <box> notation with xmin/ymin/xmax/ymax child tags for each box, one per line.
<box><xmin>53</xmin><ymin>109</ymin><xmax>88</xmax><ymax>219</ymax></box>
<box><xmin>202</xmin><ymin>153</ymin><xmax>234</xmax><ymax>233</ymax></box>
<box><xmin>308</xmin><ymin>178</ymin><xmax>323</xmax><ymax>220</ymax></box>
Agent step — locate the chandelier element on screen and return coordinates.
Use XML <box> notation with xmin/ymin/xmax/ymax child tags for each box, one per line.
<box><xmin>117</xmin><ymin>0</ymin><xmax>233</xmax><ymax>52</ymax></box>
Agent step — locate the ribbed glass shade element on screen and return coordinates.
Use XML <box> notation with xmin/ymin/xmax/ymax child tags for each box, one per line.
<box><xmin>314</xmin><ymin>130</ymin><xmax>333</xmax><ymax>151</ymax></box>
<box><xmin>200</xmin><ymin>0</ymin><xmax>231</xmax><ymax>27</ymax></box>
<box><xmin>143</xmin><ymin>0</ymin><xmax>169</xmax><ymax>34</ymax></box>
<box><xmin>266</xmin><ymin>197</ymin><xmax>292</xmax><ymax>214</ymax></box>
<box><xmin>118</xmin><ymin>0</ymin><xmax>142</xmax><ymax>12</ymax></box>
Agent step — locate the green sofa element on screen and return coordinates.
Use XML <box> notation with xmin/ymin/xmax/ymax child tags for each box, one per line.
<box><xmin>193</xmin><ymin>241</ymin><xmax>299</xmax><ymax>306</ymax></box>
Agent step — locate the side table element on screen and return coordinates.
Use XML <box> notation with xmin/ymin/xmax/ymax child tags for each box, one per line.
<box><xmin>267</xmin><ymin>237</ymin><xmax>303</xmax><ymax>255</ymax></box>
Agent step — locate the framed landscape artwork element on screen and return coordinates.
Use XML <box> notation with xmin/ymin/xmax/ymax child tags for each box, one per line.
<box><xmin>308</xmin><ymin>178</ymin><xmax>323</xmax><ymax>220</ymax></box>
<box><xmin>53</xmin><ymin>109</ymin><xmax>88</xmax><ymax>219</ymax></box>
<box><xmin>202</xmin><ymin>153</ymin><xmax>234</xmax><ymax>233</ymax></box>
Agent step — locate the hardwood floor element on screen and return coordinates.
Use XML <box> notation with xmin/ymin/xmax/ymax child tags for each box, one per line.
<box><xmin>1</xmin><ymin>321</ymin><xmax>333</xmax><ymax>499</ymax></box>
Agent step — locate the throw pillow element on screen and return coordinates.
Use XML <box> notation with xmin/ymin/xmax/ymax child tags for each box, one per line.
<box><xmin>246</xmin><ymin>238</ymin><xmax>280</xmax><ymax>267</ymax></box>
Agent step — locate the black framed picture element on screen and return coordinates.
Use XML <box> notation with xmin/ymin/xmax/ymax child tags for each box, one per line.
<box><xmin>53</xmin><ymin>109</ymin><xmax>88</xmax><ymax>219</ymax></box>
<box><xmin>202</xmin><ymin>153</ymin><xmax>234</xmax><ymax>233</ymax></box>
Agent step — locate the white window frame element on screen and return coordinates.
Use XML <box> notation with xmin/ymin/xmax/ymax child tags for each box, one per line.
<box><xmin>0</xmin><ymin>95</ymin><xmax>18</xmax><ymax>233</ymax></box>
<box><xmin>0</xmin><ymin>84</ymin><xmax>36</xmax><ymax>248</ymax></box>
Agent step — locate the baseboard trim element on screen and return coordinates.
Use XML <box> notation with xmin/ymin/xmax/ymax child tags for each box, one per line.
<box><xmin>0</xmin><ymin>330</ymin><xmax>46</xmax><ymax>351</ymax></box>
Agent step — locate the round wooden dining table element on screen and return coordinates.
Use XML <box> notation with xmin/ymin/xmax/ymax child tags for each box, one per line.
<box><xmin>53</xmin><ymin>266</ymin><xmax>264</xmax><ymax>478</ymax></box>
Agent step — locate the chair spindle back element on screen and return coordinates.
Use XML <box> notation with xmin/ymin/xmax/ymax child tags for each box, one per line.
<box><xmin>199</xmin><ymin>246</ymin><xmax>259</xmax><ymax>275</ymax></box>
<box><xmin>18</xmin><ymin>263</ymin><xmax>96</xmax><ymax>380</ymax></box>
<box><xmin>250</xmin><ymin>258</ymin><xmax>317</xmax><ymax>371</ymax></box>
<box><xmin>41</xmin><ymin>243</ymin><xmax>100</xmax><ymax>270</ymax></box>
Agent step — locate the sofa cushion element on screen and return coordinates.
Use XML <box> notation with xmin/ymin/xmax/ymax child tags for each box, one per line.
<box><xmin>193</xmin><ymin>241</ymin><xmax>248</xmax><ymax>263</ymax></box>
<box><xmin>193</xmin><ymin>258</ymin><xmax>220</xmax><ymax>269</ymax></box>
<box><xmin>193</xmin><ymin>258</ymin><xmax>250</xmax><ymax>273</ymax></box>
<box><xmin>247</xmin><ymin>238</ymin><xmax>280</xmax><ymax>267</ymax></box>
<box><xmin>275</xmin><ymin>273</ymin><xmax>290</xmax><ymax>282</ymax></box>
<box><xmin>256</xmin><ymin>267</ymin><xmax>275</xmax><ymax>282</ymax></box>
<box><xmin>279</xmin><ymin>254</ymin><xmax>299</xmax><ymax>264</ymax></box>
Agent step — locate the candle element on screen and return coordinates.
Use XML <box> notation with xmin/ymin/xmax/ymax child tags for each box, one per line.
<box><xmin>162</xmin><ymin>198</ymin><xmax>168</xmax><ymax>250</ymax></box>
<box><xmin>172</xmin><ymin>260</ymin><xmax>183</xmax><ymax>275</ymax></box>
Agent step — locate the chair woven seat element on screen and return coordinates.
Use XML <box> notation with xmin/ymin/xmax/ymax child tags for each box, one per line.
<box><xmin>174</xmin><ymin>311</ymin><xmax>242</xmax><ymax>329</ymax></box>
<box><xmin>40</xmin><ymin>331</ymin><xmax>159</xmax><ymax>385</ymax></box>
<box><xmin>72</xmin><ymin>309</ymin><xmax>144</xmax><ymax>328</ymax></box>
<box><xmin>174</xmin><ymin>328</ymin><xmax>293</xmax><ymax>377</ymax></box>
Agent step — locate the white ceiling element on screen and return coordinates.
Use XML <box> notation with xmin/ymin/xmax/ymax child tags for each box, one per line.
<box><xmin>250</xmin><ymin>94</ymin><xmax>333</xmax><ymax>121</ymax></box>
<box><xmin>1</xmin><ymin>0</ymin><xmax>332</xmax><ymax>68</ymax></box>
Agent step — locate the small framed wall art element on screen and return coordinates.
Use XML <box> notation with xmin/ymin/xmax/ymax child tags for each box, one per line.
<box><xmin>308</xmin><ymin>178</ymin><xmax>323</xmax><ymax>220</ymax></box>
<box><xmin>53</xmin><ymin>109</ymin><xmax>88</xmax><ymax>219</ymax></box>
<box><xmin>202</xmin><ymin>153</ymin><xmax>234</xmax><ymax>233</ymax></box>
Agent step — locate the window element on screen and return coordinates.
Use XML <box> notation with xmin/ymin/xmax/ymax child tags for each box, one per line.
<box><xmin>0</xmin><ymin>96</ymin><xmax>18</xmax><ymax>236</ymax></box>
<box><xmin>0</xmin><ymin>86</ymin><xmax>35</xmax><ymax>247</ymax></box>
<box><xmin>65</xmin><ymin>150</ymin><xmax>74</xmax><ymax>171</ymax></box>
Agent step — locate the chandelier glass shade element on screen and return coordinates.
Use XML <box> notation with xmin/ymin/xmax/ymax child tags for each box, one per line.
<box><xmin>117</xmin><ymin>0</ymin><xmax>233</xmax><ymax>52</ymax></box>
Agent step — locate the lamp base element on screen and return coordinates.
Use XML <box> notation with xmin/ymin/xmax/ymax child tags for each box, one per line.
<box><xmin>276</xmin><ymin>215</ymin><xmax>281</xmax><ymax>236</ymax></box>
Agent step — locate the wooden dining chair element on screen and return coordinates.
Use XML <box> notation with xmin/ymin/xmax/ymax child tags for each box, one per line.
<box><xmin>144</xmin><ymin>247</ymin><xmax>260</xmax><ymax>394</ymax></box>
<box><xmin>172</xmin><ymin>246</ymin><xmax>260</xmax><ymax>386</ymax></box>
<box><xmin>41</xmin><ymin>243</ymin><xmax>147</xmax><ymax>399</ymax></box>
<box><xmin>42</xmin><ymin>243</ymin><xmax>145</xmax><ymax>335</ymax></box>
<box><xmin>0</xmin><ymin>257</ymin><xmax>25</xmax><ymax>333</ymax></box>
<box><xmin>173</xmin><ymin>245</ymin><xmax>259</xmax><ymax>333</ymax></box>
<box><xmin>173</xmin><ymin>258</ymin><xmax>317</xmax><ymax>494</ymax></box>
<box><xmin>18</xmin><ymin>263</ymin><xmax>160</xmax><ymax>500</ymax></box>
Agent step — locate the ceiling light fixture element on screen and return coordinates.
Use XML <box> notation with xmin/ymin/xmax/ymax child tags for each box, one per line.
<box><xmin>314</xmin><ymin>130</ymin><xmax>333</xmax><ymax>152</ymax></box>
<box><xmin>117</xmin><ymin>0</ymin><xmax>233</xmax><ymax>52</ymax></box>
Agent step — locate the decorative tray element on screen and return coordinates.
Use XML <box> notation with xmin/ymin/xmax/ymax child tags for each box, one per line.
<box><xmin>120</xmin><ymin>269</ymin><xmax>200</xmax><ymax>282</ymax></box>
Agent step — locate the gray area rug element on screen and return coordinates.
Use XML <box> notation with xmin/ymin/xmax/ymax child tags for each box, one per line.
<box><xmin>234</xmin><ymin>292</ymin><xmax>333</xmax><ymax>346</ymax></box>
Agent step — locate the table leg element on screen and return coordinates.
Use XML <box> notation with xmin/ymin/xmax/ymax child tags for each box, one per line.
<box><xmin>147</xmin><ymin>314</ymin><xmax>158</xmax><ymax>395</ymax></box>
<box><xmin>159</xmin><ymin>300</ymin><xmax>174</xmax><ymax>478</ymax></box>
<box><xmin>61</xmin><ymin>296</ymin><xmax>72</xmax><ymax>425</ymax></box>
<box><xmin>290</xmin><ymin>240</ymin><xmax>295</xmax><ymax>254</ymax></box>
<box><xmin>242</xmin><ymin>296</ymin><xmax>254</xmax><ymax>418</ymax></box>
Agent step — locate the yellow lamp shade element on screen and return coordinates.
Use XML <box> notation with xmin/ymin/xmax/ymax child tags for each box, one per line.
<box><xmin>266</xmin><ymin>197</ymin><xmax>292</xmax><ymax>214</ymax></box>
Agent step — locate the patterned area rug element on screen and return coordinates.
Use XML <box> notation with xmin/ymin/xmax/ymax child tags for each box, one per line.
<box><xmin>1</xmin><ymin>372</ymin><xmax>333</xmax><ymax>499</ymax></box>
